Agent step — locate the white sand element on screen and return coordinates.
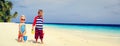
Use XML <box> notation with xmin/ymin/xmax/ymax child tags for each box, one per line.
<box><xmin>0</xmin><ymin>23</ymin><xmax>120</xmax><ymax>46</ymax></box>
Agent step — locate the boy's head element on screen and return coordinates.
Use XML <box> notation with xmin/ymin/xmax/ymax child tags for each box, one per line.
<box><xmin>38</xmin><ymin>9</ymin><xmax>43</xmax><ymax>17</ymax></box>
<box><xmin>20</xmin><ymin>15</ymin><xmax>26</xmax><ymax>23</ymax></box>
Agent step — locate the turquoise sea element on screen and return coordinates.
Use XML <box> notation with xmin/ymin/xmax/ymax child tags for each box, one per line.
<box><xmin>25</xmin><ymin>22</ymin><xmax>120</xmax><ymax>34</ymax></box>
<box><xmin>44</xmin><ymin>23</ymin><xmax>120</xmax><ymax>34</ymax></box>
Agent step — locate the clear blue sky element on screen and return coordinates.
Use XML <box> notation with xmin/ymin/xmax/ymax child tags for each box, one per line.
<box><xmin>10</xmin><ymin>0</ymin><xmax>120</xmax><ymax>24</ymax></box>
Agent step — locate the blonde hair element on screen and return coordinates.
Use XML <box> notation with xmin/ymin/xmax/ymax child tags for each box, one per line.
<box><xmin>20</xmin><ymin>15</ymin><xmax>25</xmax><ymax>18</ymax></box>
<box><xmin>21</xmin><ymin>15</ymin><xmax>25</xmax><ymax>17</ymax></box>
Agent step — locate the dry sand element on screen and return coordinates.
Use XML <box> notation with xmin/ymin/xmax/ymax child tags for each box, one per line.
<box><xmin>0</xmin><ymin>23</ymin><xmax>120</xmax><ymax>46</ymax></box>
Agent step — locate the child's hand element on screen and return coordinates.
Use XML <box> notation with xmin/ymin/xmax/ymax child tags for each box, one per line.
<box><xmin>19</xmin><ymin>31</ymin><xmax>22</xmax><ymax>34</ymax></box>
<box><xmin>31</xmin><ymin>29</ymin><xmax>35</xmax><ymax>34</ymax></box>
<box><xmin>23</xmin><ymin>31</ymin><xmax>26</xmax><ymax>36</ymax></box>
<box><xmin>31</xmin><ymin>29</ymin><xmax>33</xmax><ymax>31</ymax></box>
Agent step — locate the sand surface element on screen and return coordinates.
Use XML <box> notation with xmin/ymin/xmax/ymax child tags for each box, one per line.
<box><xmin>0</xmin><ymin>23</ymin><xmax>120</xmax><ymax>46</ymax></box>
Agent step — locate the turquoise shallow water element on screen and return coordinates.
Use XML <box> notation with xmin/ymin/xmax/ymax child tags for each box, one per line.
<box><xmin>44</xmin><ymin>24</ymin><xmax>120</xmax><ymax>34</ymax></box>
<box><xmin>24</xmin><ymin>22</ymin><xmax>120</xmax><ymax>34</ymax></box>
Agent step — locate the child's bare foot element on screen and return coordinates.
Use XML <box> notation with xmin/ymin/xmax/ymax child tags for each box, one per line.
<box><xmin>18</xmin><ymin>39</ymin><xmax>22</xmax><ymax>42</ymax></box>
<box><xmin>22</xmin><ymin>40</ymin><xmax>24</xmax><ymax>42</ymax></box>
<box><xmin>20</xmin><ymin>38</ymin><xmax>24</xmax><ymax>42</ymax></box>
<box><xmin>35</xmin><ymin>41</ymin><xmax>38</xmax><ymax>43</ymax></box>
<box><xmin>41</xmin><ymin>41</ymin><xmax>44</xmax><ymax>44</ymax></box>
<box><xmin>18</xmin><ymin>40</ymin><xmax>20</xmax><ymax>42</ymax></box>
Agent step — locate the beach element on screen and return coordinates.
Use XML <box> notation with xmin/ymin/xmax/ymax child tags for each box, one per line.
<box><xmin>0</xmin><ymin>23</ymin><xmax>120</xmax><ymax>46</ymax></box>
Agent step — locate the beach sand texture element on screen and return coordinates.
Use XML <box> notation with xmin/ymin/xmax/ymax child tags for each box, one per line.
<box><xmin>0</xmin><ymin>23</ymin><xmax>120</xmax><ymax>46</ymax></box>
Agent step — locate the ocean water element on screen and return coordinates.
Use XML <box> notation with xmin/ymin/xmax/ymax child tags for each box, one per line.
<box><xmin>44</xmin><ymin>23</ymin><xmax>120</xmax><ymax>34</ymax></box>
<box><xmin>25</xmin><ymin>22</ymin><xmax>120</xmax><ymax>34</ymax></box>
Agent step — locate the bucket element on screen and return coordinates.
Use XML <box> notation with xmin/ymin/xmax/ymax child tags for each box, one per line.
<box><xmin>23</xmin><ymin>36</ymin><xmax>27</xmax><ymax>42</ymax></box>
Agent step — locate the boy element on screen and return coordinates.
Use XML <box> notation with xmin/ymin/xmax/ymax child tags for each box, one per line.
<box><xmin>18</xmin><ymin>15</ymin><xmax>26</xmax><ymax>42</ymax></box>
<box><xmin>32</xmin><ymin>9</ymin><xmax>44</xmax><ymax>44</ymax></box>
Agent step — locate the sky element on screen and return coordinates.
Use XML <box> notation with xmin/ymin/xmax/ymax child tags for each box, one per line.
<box><xmin>10</xmin><ymin>0</ymin><xmax>120</xmax><ymax>24</ymax></box>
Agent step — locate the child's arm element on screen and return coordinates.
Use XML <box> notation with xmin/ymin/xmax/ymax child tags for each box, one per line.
<box><xmin>23</xmin><ymin>24</ymin><xmax>26</xmax><ymax>36</ymax></box>
<box><xmin>19</xmin><ymin>23</ymin><xmax>22</xmax><ymax>34</ymax></box>
<box><xmin>32</xmin><ymin>16</ymin><xmax>37</xmax><ymax>30</ymax></box>
<box><xmin>23</xmin><ymin>30</ymin><xmax>26</xmax><ymax>36</ymax></box>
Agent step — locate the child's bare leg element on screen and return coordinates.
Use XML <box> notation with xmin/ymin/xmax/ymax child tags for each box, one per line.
<box><xmin>35</xmin><ymin>38</ymin><xmax>38</xmax><ymax>43</ymax></box>
<box><xmin>18</xmin><ymin>36</ymin><xmax>20</xmax><ymax>41</ymax></box>
<box><xmin>22</xmin><ymin>37</ymin><xmax>24</xmax><ymax>42</ymax></box>
<box><xmin>18</xmin><ymin>32</ymin><xmax>21</xmax><ymax>42</ymax></box>
<box><xmin>18</xmin><ymin>37</ymin><xmax>22</xmax><ymax>42</ymax></box>
<box><xmin>40</xmin><ymin>38</ymin><xmax>43</xmax><ymax>44</ymax></box>
<box><xmin>19</xmin><ymin>34</ymin><xmax>23</xmax><ymax>42</ymax></box>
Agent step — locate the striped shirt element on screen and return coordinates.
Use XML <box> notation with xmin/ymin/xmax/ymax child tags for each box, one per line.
<box><xmin>32</xmin><ymin>16</ymin><xmax>43</xmax><ymax>30</ymax></box>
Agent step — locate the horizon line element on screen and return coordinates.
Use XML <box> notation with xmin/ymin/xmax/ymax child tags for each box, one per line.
<box><xmin>14</xmin><ymin>22</ymin><xmax>120</xmax><ymax>26</ymax></box>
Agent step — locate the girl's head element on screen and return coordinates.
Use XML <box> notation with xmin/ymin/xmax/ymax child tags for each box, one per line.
<box><xmin>20</xmin><ymin>15</ymin><xmax>26</xmax><ymax>23</ymax></box>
